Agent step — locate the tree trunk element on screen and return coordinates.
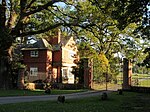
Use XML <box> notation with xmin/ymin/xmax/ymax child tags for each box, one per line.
<box><xmin>0</xmin><ymin>19</ymin><xmax>14</xmax><ymax>89</ymax></box>
<box><xmin>0</xmin><ymin>56</ymin><xmax>12</xmax><ymax>89</ymax></box>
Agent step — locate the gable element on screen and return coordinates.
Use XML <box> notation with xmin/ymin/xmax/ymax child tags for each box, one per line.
<box><xmin>63</xmin><ymin>36</ymin><xmax>78</xmax><ymax>52</ymax></box>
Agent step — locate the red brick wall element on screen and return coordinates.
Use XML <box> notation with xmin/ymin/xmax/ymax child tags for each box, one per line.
<box><xmin>52</xmin><ymin>50</ymin><xmax>62</xmax><ymax>83</ymax></box>
<box><xmin>49</xmin><ymin>36</ymin><xmax>59</xmax><ymax>45</ymax></box>
<box><xmin>22</xmin><ymin>49</ymin><xmax>52</xmax><ymax>82</ymax></box>
<box><xmin>52</xmin><ymin>51</ymin><xmax>62</xmax><ymax>63</ymax></box>
<box><xmin>23</xmin><ymin>50</ymin><xmax>47</xmax><ymax>63</ymax></box>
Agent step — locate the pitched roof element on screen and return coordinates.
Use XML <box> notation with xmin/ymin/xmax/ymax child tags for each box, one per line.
<box><xmin>61</xmin><ymin>36</ymin><xmax>72</xmax><ymax>46</ymax></box>
<box><xmin>22</xmin><ymin>38</ymin><xmax>52</xmax><ymax>50</ymax></box>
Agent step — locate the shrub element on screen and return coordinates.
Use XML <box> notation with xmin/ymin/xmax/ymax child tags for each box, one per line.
<box><xmin>45</xmin><ymin>88</ymin><xmax>51</xmax><ymax>94</ymax></box>
<box><xmin>118</xmin><ymin>89</ymin><xmax>123</xmax><ymax>95</ymax></box>
<box><xmin>101</xmin><ymin>92</ymin><xmax>108</xmax><ymax>100</ymax></box>
<box><xmin>24</xmin><ymin>83</ymin><xmax>35</xmax><ymax>90</ymax></box>
<box><xmin>57</xmin><ymin>95</ymin><xmax>65</xmax><ymax>103</ymax></box>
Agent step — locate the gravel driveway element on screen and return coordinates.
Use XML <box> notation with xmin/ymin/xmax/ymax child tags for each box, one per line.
<box><xmin>0</xmin><ymin>90</ymin><xmax>113</xmax><ymax>104</ymax></box>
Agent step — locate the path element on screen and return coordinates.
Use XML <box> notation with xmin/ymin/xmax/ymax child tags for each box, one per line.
<box><xmin>0</xmin><ymin>90</ymin><xmax>113</xmax><ymax>104</ymax></box>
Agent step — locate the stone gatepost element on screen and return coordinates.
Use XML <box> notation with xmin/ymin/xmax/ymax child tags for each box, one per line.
<box><xmin>83</xmin><ymin>58</ymin><xmax>93</xmax><ymax>89</ymax></box>
<box><xmin>122</xmin><ymin>58</ymin><xmax>132</xmax><ymax>90</ymax></box>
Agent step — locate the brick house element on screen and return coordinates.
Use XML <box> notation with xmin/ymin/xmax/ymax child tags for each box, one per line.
<box><xmin>22</xmin><ymin>31</ymin><xmax>78</xmax><ymax>84</ymax></box>
<box><xmin>22</xmin><ymin>38</ymin><xmax>53</xmax><ymax>82</ymax></box>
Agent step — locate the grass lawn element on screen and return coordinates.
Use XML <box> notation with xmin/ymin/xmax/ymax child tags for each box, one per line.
<box><xmin>0</xmin><ymin>89</ymin><xmax>87</xmax><ymax>97</ymax></box>
<box><xmin>0</xmin><ymin>91</ymin><xmax>150</xmax><ymax>112</ymax></box>
<box><xmin>139</xmin><ymin>80</ymin><xmax>150</xmax><ymax>87</ymax></box>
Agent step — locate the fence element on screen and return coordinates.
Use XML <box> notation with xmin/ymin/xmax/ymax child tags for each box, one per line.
<box><xmin>131</xmin><ymin>74</ymin><xmax>150</xmax><ymax>87</ymax></box>
<box><xmin>116</xmin><ymin>73</ymin><xmax>150</xmax><ymax>87</ymax></box>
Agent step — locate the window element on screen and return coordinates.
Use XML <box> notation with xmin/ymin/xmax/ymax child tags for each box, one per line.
<box><xmin>69</xmin><ymin>51</ymin><xmax>75</xmax><ymax>59</ymax></box>
<box><xmin>30</xmin><ymin>67</ymin><xmax>38</xmax><ymax>76</ymax></box>
<box><xmin>62</xmin><ymin>69</ymin><xmax>68</xmax><ymax>83</ymax></box>
<box><xmin>30</xmin><ymin>51</ymin><xmax>38</xmax><ymax>57</ymax></box>
<box><xmin>69</xmin><ymin>69</ymin><xmax>73</xmax><ymax>77</ymax></box>
<box><xmin>62</xmin><ymin>69</ymin><xmax>68</xmax><ymax>79</ymax></box>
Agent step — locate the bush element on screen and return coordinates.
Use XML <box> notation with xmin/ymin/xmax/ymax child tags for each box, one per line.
<box><xmin>57</xmin><ymin>95</ymin><xmax>65</xmax><ymax>103</ymax></box>
<box><xmin>32</xmin><ymin>80</ymin><xmax>45</xmax><ymax>89</ymax></box>
<box><xmin>118</xmin><ymin>89</ymin><xmax>123</xmax><ymax>95</ymax></box>
<box><xmin>24</xmin><ymin>83</ymin><xmax>35</xmax><ymax>90</ymax></box>
<box><xmin>45</xmin><ymin>88</ymin><xmax>51</xmax><ymax>94</ymax></box>
<box><xmin>101</xmin><ymin>92</ymin><xmax>108</xmax><ymax>100</ymax></box>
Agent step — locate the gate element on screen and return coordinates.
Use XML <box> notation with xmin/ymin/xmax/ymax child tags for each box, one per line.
<box><xmin>131</xmin><ymin>74</ymin><xmax>150</xmax><ymax>87</ymax></box>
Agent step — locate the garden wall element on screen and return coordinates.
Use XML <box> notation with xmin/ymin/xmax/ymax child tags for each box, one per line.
<box><xmin>130</xmin><ymin>86</ymin><xmax>150</xmax><ymax>93</ymax></box>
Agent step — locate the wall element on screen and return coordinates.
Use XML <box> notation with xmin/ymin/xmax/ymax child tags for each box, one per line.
<box><xmin>22</xmin><ymin>49</ymin><xmax>52</xmax><ymax>82</ymax></box>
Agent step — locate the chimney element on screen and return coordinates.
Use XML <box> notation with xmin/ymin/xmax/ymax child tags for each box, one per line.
<box><xmin>58</xmin><ymin>29</ymin><xmax>61</xmax><ymax>44</ymax></box>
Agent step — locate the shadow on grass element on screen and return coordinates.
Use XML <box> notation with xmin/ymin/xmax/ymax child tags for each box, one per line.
<box><xmin>0</xmin><ymin>89</ymin><xmax>88</xmax><ymax>97</ymax></box>
<box><xmin>1</xmin><ymin>91</ymin><xmax>150</xmax><ymax>112</ymax></box>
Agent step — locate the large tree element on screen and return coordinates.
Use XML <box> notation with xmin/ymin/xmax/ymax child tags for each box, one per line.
<box><xmin>111</xmin><ymin>0</ymin><xmax>150</xmax><ymax>67</ymax></box>
<box><xmin>0</xmin><ymin>0</ymin><xmax>149</xmax><ymax>89</ymax></box>
<box><xmin>0</xmin><ymin>0</ymin><xmax>96</xmax><ymax>89</ymax></box>
<box><xmin>75</xmin><ymin>0</ymin><xmax>150</xmax><ymax>82</ymax></box>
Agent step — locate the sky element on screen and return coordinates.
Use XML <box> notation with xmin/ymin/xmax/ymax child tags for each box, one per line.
<box><xmin>54</xmin><ymin>2</ymin><xmax>66</xmax><ymax>7</ymax></box>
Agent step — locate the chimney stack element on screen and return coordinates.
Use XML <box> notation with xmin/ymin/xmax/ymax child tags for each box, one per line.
<box><xmin>58</xmin><ymin>29</ymin><xmax>61</xmax><ymax>44</ymax></box>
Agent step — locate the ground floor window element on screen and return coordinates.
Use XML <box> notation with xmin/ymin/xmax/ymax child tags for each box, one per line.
<box><xmin>62</xmin><ymin>69</ymin><xmax>68</xmax><ymax>79</ymax></box>
<box><xmin>62</xmin><ymin>67</ymin><xmax>74</xmax><ymax>84</ymax></box>
<box><xmin>30</xmin><ymin>67</ymin><xmax>38</xmax><ymax>76</ymax></box>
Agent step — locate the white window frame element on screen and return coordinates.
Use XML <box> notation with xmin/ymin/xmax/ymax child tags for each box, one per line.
<box><xmin>68</xmin><ymin>68</ymin><xmax>73</xmax><ymax>77</ymax></box>
<box><xmin>62</xmin><ymin>68</ymin><xmax>68</xmax><ymax>79</ymax></box>
<box><xmin>30</xmin><ymin>67</ymin><xmax>38</xmax><ymax>76</ymax></box>
<box><xmin>68</xmin><ymin>51</ymin><xmax>76</xmax><ymax>59</ymax></box>
<box><xmin>30</xmin><ymin>50</ymin><xmax>38</xmax><ymax>57</ymax></box>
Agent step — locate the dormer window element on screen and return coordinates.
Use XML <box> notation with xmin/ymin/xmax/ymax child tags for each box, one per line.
<box><xmin>30</xmin><ymin>50</ymin><xmax>38</xmax><ymax>57</ymax></box>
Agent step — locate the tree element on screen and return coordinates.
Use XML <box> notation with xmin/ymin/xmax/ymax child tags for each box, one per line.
<box><xmin>0</xmin><ymin>0</ymin><xmax>97</xmax><ymax>89</ymax></box>
<box><xmin>75</xmin><ymin>0</ymin><xmax>150</xmax><ymax>83</ymax></box>
<box><xmin>111</xmin><ymin>0</ymin><xmax>150</xmax><ymax>67</ymax></box>
<box><xmin>0</xmin><ymin>0</ymin><xmax>149</xmax><ymax>89</ymax></box>
<box><xmin>0</xmin><ymin>0</ymin><xmax>119</xmax><ymax>88</ymax></box>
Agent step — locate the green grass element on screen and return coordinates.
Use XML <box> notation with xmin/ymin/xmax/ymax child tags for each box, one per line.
<box><xmin>0</xmin><ymin>89</ymin><xmax>87</xmax><ymax>97</ymax></box>
<box><xmin>139</xmin><ymin>80</ymin><xmax>150</xmax><ymax>87</ymax></box>
<box><xmin>0</xmin><ymin>91</ymin><xmax>150</xmax><ymax>112</ymax></box>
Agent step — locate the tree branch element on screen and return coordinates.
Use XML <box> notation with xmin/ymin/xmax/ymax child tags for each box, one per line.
<box><xmin>7</xmin><ymin>0</ymin><xmax>18</xmax><ymax>29</ymax></box>
<box><xmin>26</xmin><ymin>0</ymin><xmax>37</xmax><ymax>9</ymax></box>
<box><xmin>25</xmin><ymin>0</ymin><xmax>60</xmax><ymax>16</ymax></box>
<box><xmin>15</xmin><ymin>19</ymin><xmax>96</xmax><ymax>38</ymax></box>
<box><xmin>11</xmin><ymin>0</ymin><xmax>28</xmax><ymax>37</ymax></box>
<box><xmin>48</xmin><ymin>8</ymin><xmax>67</xmax><ymax>23</ymax></box>
<box><xmin>18</xmin><ymin>23</ymin><xmax>63</xmax><ymax>37</ymax></box>
<box><xmin>50</xmin><ymin>6</ymin><xmax>77</xmax><ymax>20</ymax></box>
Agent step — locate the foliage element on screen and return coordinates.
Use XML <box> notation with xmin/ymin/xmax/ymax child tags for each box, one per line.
<box><xmin>93</xmin><ymin>55</ymin><xmax>105</xmax><ymax>82</ymax></box>
<box><xmin>93</xmin><ymin>52</ymin><xmax>112</xmax><ymax>82</ymax></box>
<box><xmin>74</xmin><ymin>0</ymin><xmax>149</xmax><ymax>83</ymax></box>
<box><xmin>111</xmin><ymin>0</ymin><xmax>149</xmax><ymax>30</ymax></box>
<box><xmin>140</xmin><ymin>47</ymin><xmax>150</xmax><ymax>68</ymax></box>
<box><xmin>72</xmin><ymin>58</ymin><xmax>86</xmax><ymax>84</ymax></box>
<box><xmin>111</xmin><ymin>0</ymin><xmax>150</xmax><ymax>67</ymax></box>
<box><xmin>0</xmin><ymin>0</ymin><xmax>149</xmax><ymax>88</ymax></box>
<box><xmin>99</xmin><ymin>52</ymin><xmax>109</xmax><ymax>71</ymax></box>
